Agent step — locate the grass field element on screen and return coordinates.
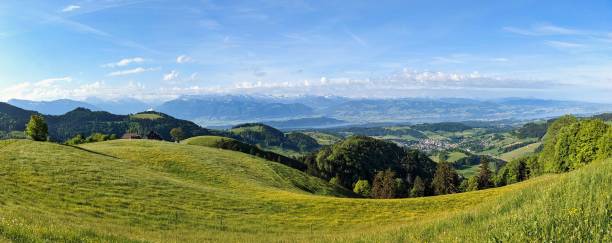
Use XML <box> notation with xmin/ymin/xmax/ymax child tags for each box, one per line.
<box><xmin>130</xmin><ymin>113</ymin><xmax>163</xmax><ymax>120</ymax></box>
<box><xmin>455</xmin><ymin>161</ymin><xmax>500</xmax><ymax>178</ymax></box>
<box><xmin>498</xmin><ymin>142</ymin><xmax>542</xmax><ymax>162</ymax></box>
<box><xmin>430</xmin><ymin>151</ymin><xmax>468</xmax><ymax>163</ymax></box>
<box><xmin>0</xmin><ymin>139</ymin><xmax>609</xmax><ymax>242</ymax></box>
<box><xmin>303</xmin><ymin>132</ymin><xmax>342</xmax><ymax>145</ymax></box>
<box><xmin>182</xmin><ymin>135</ymin><xmax>239</xmax><ymax>147</ymax></box>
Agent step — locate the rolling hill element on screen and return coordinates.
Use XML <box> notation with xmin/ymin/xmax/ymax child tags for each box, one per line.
<box><xmin>183</xmin><ymin>136</ymin><xmax>307</xmax><ymax>171</ymax></box>
<box><xmin>0</xmin><ymin>102</ymin><xmax>38</xmax><ymax>132</ymax></box>
<box><xmin>0</xmin><ymin>139</ymin><xmax>608</xmax><ymax>242</ymax></box>
<box><xmin>229</xmin><ymin>123</ymin><xmax>320</xmax><ymax>155</ymax></box>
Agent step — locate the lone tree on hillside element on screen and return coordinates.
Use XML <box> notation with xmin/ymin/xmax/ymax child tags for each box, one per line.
<box><xmin>476</xmin><ymin>158</ymin><xmax>493</xmax><ymax>189</ymax></box>
<box><xmin>371</xmin><ymin>169</ymin><xmax>397</xmax><ymax>199</ymax></box>
<box><xmin>432</xmin><ymin>162</ymin><xmax>460</xmax><ymax>195</ymax></box>
<box><xmin>25</xmin><ymin>115</ymin><xmax>48</xmax><ymax>141</ymax></box>
<box><xmin>170</xmin><ymin>127</ymin><xmax>185</xmax><ymax>142</ymax></box>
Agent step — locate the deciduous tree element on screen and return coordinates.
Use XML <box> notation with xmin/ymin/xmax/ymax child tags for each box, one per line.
<box><xmin>353</xmin><ymin>179</ymin><xmax>371</xmax><ymax>197</ymax></box>
<box><xmin>170</xmin><ymin>127</ymin><xmax>185</xmax><ymax>142</ymax></box>
<box><xmin>25</xmin><ymin>115</ymin><xmax>48</xmax><ymax>141</ymax></box>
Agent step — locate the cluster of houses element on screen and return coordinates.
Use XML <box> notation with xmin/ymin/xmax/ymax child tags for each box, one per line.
<box><xmin>392</xmin><ymin>138</ymin><xmax>459</xmax><ymax>153</ymax></box>
<box><xmin>121</xmin><ymin>131</ymin><xmax>163</xmax><ymax>140</ymax></box>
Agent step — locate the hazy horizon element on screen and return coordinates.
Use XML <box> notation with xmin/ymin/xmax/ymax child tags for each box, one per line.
<box><xmin>1</xmin><ymin>1</ymin><xmax>612</xmax><ymax>102</ymax></box>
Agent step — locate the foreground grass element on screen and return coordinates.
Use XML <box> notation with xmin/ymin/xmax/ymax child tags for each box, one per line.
<box><xmin>336</xmin><ymin>158</ymin><xmax>611</xmax><ymax>242</ymax></box>
<box><xmin>0</xmin><ymin>139</ymin><xmax>608</xmax><ymax>242</ymax></box>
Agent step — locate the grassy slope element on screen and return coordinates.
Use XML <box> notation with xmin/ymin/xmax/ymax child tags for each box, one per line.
<box><xmin>455</xmin><ymin>162</ymin><xmax>500</xmax><ymax>178</ymax></box>
<box><xmin>498</xmin><ymin>142</ymin><xmax>542</xmax><ymax>162</ymax></box>
<box><xmin>431</xmin><ymin>151</ymin><xmax>468</xmax><ymax>163</ymax></box>
<box><xmin>130</xmin><ymin>113</ymin><xmax>163</xmax><ymax>120</ymax></box>
<box><xmin>303</xmin><ymin>132</ymin><xmax>343</xmax><ymax>145</ymax></box>
<box><xmin>349</xmin><ymin>158</ymin><xmax>611</xmax><ymax>242</ymax></box>
<box><xmin>0</xmin><ymin>139</ymin><xmax>609</xmax><ymax>242</ymax></box>
<box><xmin>182</xmin><ymin>135</ymin><xmax>238</xmax><ymax>147</ymax></box>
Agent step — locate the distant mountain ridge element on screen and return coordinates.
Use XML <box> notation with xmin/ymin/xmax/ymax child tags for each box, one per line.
<box><xmin>8</xmin><ymin>99</ymin><xmax>100</xmax><ymax>115</ymax></box>
<box><xmin>156</xmin><ymin>95</ymin><xmax>314</xmax><ymax>123</ymax></box>
<box><xmin>262</xmin><ymin>117</ymin><xmax>348</xmax><ymax>130</ymax></box>
<box><xmin>5</xmin><ymin>96</ymin><xmax>611</xmax><ymax>127</ymax></box>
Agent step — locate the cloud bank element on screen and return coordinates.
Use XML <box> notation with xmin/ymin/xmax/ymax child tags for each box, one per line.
<box><xmin>1</xmin><ymin>68</ymin><xmax>578</xmax><ymax>102</ymax></box>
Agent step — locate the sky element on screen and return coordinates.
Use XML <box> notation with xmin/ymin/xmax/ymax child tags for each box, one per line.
<box><xmin>1</xmin><ymin>0</ymin><xmax>611</xmax><ymax>102</ymax></box>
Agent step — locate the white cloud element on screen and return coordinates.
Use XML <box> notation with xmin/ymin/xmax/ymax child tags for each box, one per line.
<box><xmin>37</xmin><ymin>77</ymin><xmax>73</xmax><ymax>86</ymax></box>
<box><xmin>107</xmin><ymin>67</ymin><xmax>155</xmax><ymax>76</ymax></box>
<box><xmin>0</xmin><ymin>77</ymin><xmax>73</xmax><ymax>100</ymax></box>
<box><xmin>176</xmin><ymin>55</ymin><xmax>193</xmax><ymax>63</ymax></box>
<box><xmin>226</xmin><ymin>68</ymin><xmax>555</xmax><ymax>96</ymax></box>
<box><xmin>62</xmin><ymin>5</ymin><xmax>81</xmax><ymax>12</ymax></box>
<box><xmin>504</xmin><ymin>24</ymin><xmax>582</xmax><ymax>36</ymax></box>
<box><xmin>545</xmin><ymin>40</ymin><xmax>585</xmax><ymax>49</ymax></box>
<box><xmin>189</xmin><ymin>72</ymin><xmax>199</xmax><ymax>81</ymax></box>
<box><xmin>163</xmin><ymin>70</ymin><xmax>179</xmax><ymax>81</ymax></box>
<box><xmin>3</xmin><ymin>67</ymin><xmax>604</xmax><ymax>102</ymax></box>
<box><xmin>491</xmin><ymin>58</ymin><xmax>509</xmax><ymax>62</ymax></box>
<box><xmin>345</xmin><ymin>30</ymin><xmax>367</xmax><ymax>46</ymax></box>
<box><xmin>102</xmin><ymin>57</ymin><xmax>145</xmax><ymax>68</ymax></box>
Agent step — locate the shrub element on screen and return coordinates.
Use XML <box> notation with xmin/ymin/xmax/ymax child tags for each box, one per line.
<box><xmin>353</xmin><ymin>179</ymin><xmax>371</xmax><ymax>197</ymax></box>
<box><xmin>65</xmin><ymin>134</ymin><xmax>85</xmax><ymax>145</ymax></box>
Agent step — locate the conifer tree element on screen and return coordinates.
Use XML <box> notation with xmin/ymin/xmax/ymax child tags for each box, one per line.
<box><xmin>410</xmin><ymin>176</ymin><xmax>426</xmax><ymax>197</ymax></box>
<box><xmin>432</xmin><ymin>162</ymin><xmax>460</xmax><ymax>195</ymax></box>
<box><xmin>476</xmin><ymin>159</ymin><xmax>493</xmax><ymax>189</ymax></box>
<box><xmin>371</xmin><ymin>169</ymin><xmax>397</xmax><ymax>199</ymax></box>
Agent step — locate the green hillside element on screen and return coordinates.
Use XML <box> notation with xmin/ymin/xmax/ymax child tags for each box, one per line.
<box><xmin>182</xmin><ymin>136</ymin><xmax>307</xmax><ymax>171</ymax></box>
<box><xmin>498</xmin><ymin>142</ymin><xmax>542</xmax><ymax>162</ymax></box>
<box><xmin>0</xmin><ymin>139</ymin><xmax>608</xmax><ymax>242</ymax></box>
<box><xmin>229</xmin><ymin>123</ymin><xmax>320</xmax><ymax>155</ymax></box>
<box><xmin>0</xmin><ymin>102</ymin><xmax>213</xmax><ymax>142</ymax></box>
<box><xmin>183</xmin><ymin>135</ymin><xmax>233</xmax><ymax>147</ymax></box>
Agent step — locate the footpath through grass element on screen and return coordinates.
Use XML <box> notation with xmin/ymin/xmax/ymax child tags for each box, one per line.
<box><xmin>0</xmin><ymin>139</ymin><xmax>608</xmax><ymax>242</ymax></box>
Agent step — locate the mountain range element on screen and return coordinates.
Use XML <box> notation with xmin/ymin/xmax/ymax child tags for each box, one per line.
<box><xmin>4</xmin><ymin>95</ymin><xmax>611</xmax><ymax>127</ymax></box>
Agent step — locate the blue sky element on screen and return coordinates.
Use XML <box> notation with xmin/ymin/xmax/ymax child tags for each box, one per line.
<box><xmin>1</xmin><ymin>0</ymin><xmax>611</xmax><ymax>102</ymax></box>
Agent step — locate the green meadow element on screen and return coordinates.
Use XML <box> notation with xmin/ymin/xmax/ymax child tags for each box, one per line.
<box><xmin>0</xmin><ymin>139</ymin><xmax>609</xmax><ymax>242</ymax></box>
<box><xmin>498</xmin><ymin>142</ymin><xmax>542</xmax><ymax>162</ymax></box>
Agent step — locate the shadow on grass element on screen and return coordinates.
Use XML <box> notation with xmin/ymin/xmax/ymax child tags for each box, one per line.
<box><xmin>64</xmin><ymin>144</ymin><xmax>121</xmax><ymax>159</ymax></box>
